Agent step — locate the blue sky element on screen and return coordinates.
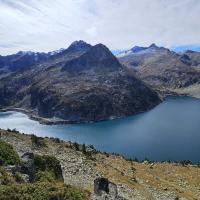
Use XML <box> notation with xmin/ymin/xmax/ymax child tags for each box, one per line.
<box><xmin>0</xmin><ymin>0</ymin><xmax>200</xmax><ymax>55</ymax></box>
<box><xmin>172</xmin><ymin>45</ymin><xmax>200</xmax><ymax>52</ymax></box>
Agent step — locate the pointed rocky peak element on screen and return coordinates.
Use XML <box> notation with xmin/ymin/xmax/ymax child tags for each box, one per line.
<box><xmin>87</xmin><ymin>43</ymin><xmax>115</xmax><ymax>59</ymax></box>
<box><xmin>147</xmin><ymin>43</ymin><xmax>171</xmax><ymax>54</ymax></box>
<box><xmin>63</xmin><ymin>43</ymin><xmax>121</xmax><ymax>73</ymax></box>
<box><xmin>131</xmin><ymin>46</ymin><xmax>146</xmax><ymax>53</ymax></box>
<box><xmin>70</xmin><ymin>40</ymin><xmax>88</xmax><ymax>46</ymax></box>
<box><xmin>67</xmin><ymin>40</ymin><xmax>92</xmax><ymax>52</ymax></box>
<box><xmin>185</xmin><ymin>50</ymin><xmax>195</xmax><ymax>54</ymax></box>
<box><xmin>48</xmin><ymin>40</ymin><xmax>92</xmax><ymax>60</ymax></box>
<box><xmin>148</xmin><ymin>43</ymin><xmax>159</xmax><ymax>49</ymax></box>
<box><xmin>117</xmin><ymin>44</ymin><xmax>162</xmax><ymax>57</ymax></box>
<box><xmin>92</xmin><ymin>43</ymin><xmax>110</xmax><ymax>51</ymax></box>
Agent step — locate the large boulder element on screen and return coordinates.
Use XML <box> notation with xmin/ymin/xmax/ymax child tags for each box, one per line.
<box><xmin>94</xmin><ymin>177</ymin><xmax>110</xmax><ymax>195</ymax></box>
<box><xmin>20</xmin><ymin>152</ymin><xmax>35</xmax><ymax>182</ymax></box>
<box><xmin>93</xmin><ymin>177</ymin><xmax>127</xmax><ymax>200</ymax></box>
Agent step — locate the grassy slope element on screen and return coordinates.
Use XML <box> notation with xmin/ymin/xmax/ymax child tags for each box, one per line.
<box><xmin>0</xmin><ymin>135</ymin><xmax>90</xmax><ymax>200</ymax></box>
<box><xmin>0</xmin><ymin>182</ymin><xmax>90</xmax><ymax>200</ymax></box>
<box><xmin>0</xmin><ymin>129</ymin><xmax>200</xmax><ymax>200</ymax></box>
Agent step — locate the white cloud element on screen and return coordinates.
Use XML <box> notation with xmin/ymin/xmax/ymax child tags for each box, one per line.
<box><xmin>0</xmin><ymin>0</ymin><xmax>199</xmax><ymax>55</ymax></box>
<box><xmin>85</xmin><ymin>26</ymin><xmax>97</xmax><ymax>37</ymax></box>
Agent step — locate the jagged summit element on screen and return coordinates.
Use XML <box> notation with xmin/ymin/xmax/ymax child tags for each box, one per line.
<box><xmin>63</xmin><ymin>43</ymin><xmax>121</xmax><ymax>73</ymax></box>
<box><xmin>148</xmin><ymin>43</ymin><xmax>158</xmax><ymax>48</ymax></box>
<box><xmin>185</xmin><ymin>50</ymin><xmax>195</xmax><ymax>54</ymax></box>
<box><xmin>130</xmin><ymin>46</ymin><xmax>146</xmax><ymax>53</ymax></box>
<box><xmin>117</xmin><ymin>43</ymin><xmax>169</xmax><ymax>57</ymax></box>
<box><xmin>87</xmin><ymin>43</ymin><xmax>115</xmax><ymax>59</ymax></box>
<box><xmin>70</xmin><ymin>40</ymin><xmax>89</xmax><ymax>46</ymax></box>
<box><xmin>131</xmin><ymin>43</ymin><xmax>159</xmax><ymax>52</ymax></box>
<box><xmin>46</xmin><ymin>40</ymin><xmax>92</xmax><ymax>61</ymax></box>
<box><xmin>67</xmin><ymin>40</ymin><xmax>92</xmax><ymax>52</ymax></box>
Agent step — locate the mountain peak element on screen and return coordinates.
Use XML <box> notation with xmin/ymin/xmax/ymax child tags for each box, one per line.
<box><xmin>69</xmin><ymin>40</ymin><xmax>91</xmax><ymax>49</ymax></box>
<box><xmin>185</xmin><ymin>50</ymin><xmax>195</xmax><ymax>54</ymax></box>
<box><xmin>149</xmin><ymin>43</ymin><xmax>158</xmax><ymax>48</ymax></box>
<box><xmin>84</xmin><ymin>43</ymin><xmax>120</xmax><ymax>63</ymax></box>
<box><xmin>131</xmin><ymin>46</ymin><xmax>146</xmax><ymax>53</ymax></box>
<box><xmin>16</xmin><ymin>51</ymin><xmax>36</xmax><ymax>56</ymax></box>
<box><xmin>91</xmin><ymin>43</ymin><xmax>113</xmax><ymax>56</ymax></box>
<box><xmin>93</xmin><ymin>43</ymin><xmax>108</xmax><ymax>49</ymax></box>
<box><xmin>117</xmin><ymin>43</ymin><xmax>167</xmax><ymax>58</ymax></box>
<box><xmin>64</xmin><ymin>40</ymin><xmax>92</xmax><ymax>55</ymax></box>
<box><xmin>63</xmin><ymin>43</ymin><xmax>121</xmax><ymax>73</ymax></box>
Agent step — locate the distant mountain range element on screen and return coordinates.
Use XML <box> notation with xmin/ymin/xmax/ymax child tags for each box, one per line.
<box><xmin>115</xmin><ymin>43</ymin><xmax>162</xmax><ymax>57</ymax></box>
<box><xmin>0</xmin><ymin>41</ymin><xmax>200</xmax><ymax>123</ymax></box>
<box><xmin>0</xmin><ymin>41</ymin><xmax>160</xmax><ymax>124</ymax></box>
<box><xmin>118</xmin><ymin>44</ymin><xmax>200</xmax><ymax>89</ymax></box>
<box><xmin>172</xmin><ymin>45</ymin><xmax>200</xmax><ymax>53</ymax></box>
<box><xmin>113</xmin><ymin>44</ymin><xmax>200</xmax><ymax>56</ymax></box>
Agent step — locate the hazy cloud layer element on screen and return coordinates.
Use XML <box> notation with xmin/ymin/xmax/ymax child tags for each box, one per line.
<box><xmin>0</xmin><ymin>0</ymin><xmax>199</xmax><ymax>55</ymax></box>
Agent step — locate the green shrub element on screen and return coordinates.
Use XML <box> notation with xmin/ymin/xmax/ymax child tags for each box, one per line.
<box><xmin>53</xmin><ymin>137</ymin><xmax>61</xmax><ymax>143</ymax></box>
<box><xmin>73</xmin><ymin>142</ymin><xmax>80</xmax><ymax>151</ymax></box>
<box><xmin>31</xmin><ymin>135</ymin><xmax>46</xmax><ymax>147</ymax></box>
<box><xmin>14</xmin><ymin>172</ymin><xmax>24</xmax><ymax>183</ymax></box>
<box><xmin>0</xmin><ymin>167</ymin><xmax>15</xmax><ymax>185</ymax></box>
<box><xmin>180</xmin><ymin>160</ymin><xmax>193</xmax><ymax>166</ymax></box>
<box><xmin>35</xmin><ymin>170</ymin><xmax>56</xmax><ymax>182</ymax></box>
<box><xmin>0</xmin><ymin>182</ymin><xmax>90</xmax><ymax>200</ymax></box>
<box><xmin>0</xmin><ymin>140</ymin><xmax>21</xmax><ymax>166</ymax></box>
<box><xmin>12</xmin><ymin>129</ymin><xmax>19</xmax><ymax>133</ymax></box>
<box><xmin>34</xmin><ymin>155</ymin><xmax>63</xmax><ymax>182</ymax></box>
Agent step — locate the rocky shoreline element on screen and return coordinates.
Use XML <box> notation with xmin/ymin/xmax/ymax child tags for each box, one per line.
<box><xmin>0</xmin><ymin>101</ymin><xmax>160</xmax><ymax>125</ymax></box>
<box><xmin>0</xmin><ymin>108</ymin><xmax>82</xmax><ymax>125</ymax></box>
<box><xmin>0</xmin><ymin>89</ymin><xmax>196</xmax><ymax>126</ymax></box>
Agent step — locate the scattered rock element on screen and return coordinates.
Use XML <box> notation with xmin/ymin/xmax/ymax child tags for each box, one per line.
<box><xmin>20</xmin><ymin>173</ymin><xmax>30</xmax><ymax>183</ymax></box>
<box><xmin>3</xmin><ymin>165</ymin><xmax>19</xmax><ymax>174</ymax></box>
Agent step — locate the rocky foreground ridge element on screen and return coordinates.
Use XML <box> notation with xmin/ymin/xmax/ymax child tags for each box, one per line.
<box><xmin>0</xmin><ymin>129</ymin><xmax>200</xmax><ymax>200</ymax></box>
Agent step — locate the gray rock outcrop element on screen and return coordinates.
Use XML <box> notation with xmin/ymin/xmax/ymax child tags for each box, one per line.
<box><xmin>92</xmin><ymin>177</ymin><xmax>127</xmax><ymax>200</ymax></box>
<box><xmin>20</xmin><ymin>152</ymin><xmax>35</xmax><ymax>182</ymax></box>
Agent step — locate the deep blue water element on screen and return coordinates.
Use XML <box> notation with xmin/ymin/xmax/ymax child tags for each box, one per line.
<box><xmin>0</xmin><ymin>96</ymin><xmax>200</xmax><ymax>163</ymax></box>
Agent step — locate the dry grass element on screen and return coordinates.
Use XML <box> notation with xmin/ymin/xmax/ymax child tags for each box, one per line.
<box><xmin>1</xmin><ymin>129</ymin><xmax>200</xmax><ymax>200</ymax></box>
